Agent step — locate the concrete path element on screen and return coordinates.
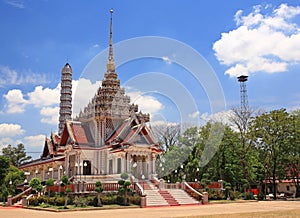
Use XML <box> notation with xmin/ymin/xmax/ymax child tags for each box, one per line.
<box><xmin>1</xmin><ymin>201</ymin><xmax>300</xmax><ymax>218</ymax></box>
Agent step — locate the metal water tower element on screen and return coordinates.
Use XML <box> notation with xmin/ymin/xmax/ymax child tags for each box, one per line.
<box><xmin>237</xmin><ymin>75</ymin><xmax>249</xmax><ymax>113</ymax></box>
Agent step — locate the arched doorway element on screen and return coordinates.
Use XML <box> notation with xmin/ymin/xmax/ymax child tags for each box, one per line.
<box><xmin>83</xmin><ymin>160</ymin><xmax>91</xmax><ymax>175</ymax></box>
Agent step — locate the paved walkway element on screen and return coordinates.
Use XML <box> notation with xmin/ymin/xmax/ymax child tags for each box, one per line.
<box><xmin>1</xmin><ymin>201</ymin><xmax>300</xmax><ymax>218</ymax></box>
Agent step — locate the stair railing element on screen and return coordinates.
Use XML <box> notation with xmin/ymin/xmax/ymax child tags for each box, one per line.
<box><xmin>151</xmin><ymin>176</ymin><xmax>160</xmax><ymax>189</ymax></box>
<box><xmin>183</xmin><ymin>181</ymin><xmax>202</xmax><ymax>202</ymax></box>
<box><xmin>9</xmin><ymin>186</ymin><xmax>32</xmax><ymax>205</ymax></box>
<box><xmin>134</xmin><ymin>182</ymin><xmax>145</xmax><ymax>196</ymax></box>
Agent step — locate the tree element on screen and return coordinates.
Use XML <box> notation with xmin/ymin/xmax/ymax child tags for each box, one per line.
<box><xmin>1</xmin><ymin>164</ymin><xmax>24</xmax><ymax>201</ymax></box>
<box><xmin>118</xmin><ymin>173</ymin><xmax>131</xmax><ymax>205</ymax></box>
<box><xmin>0</xmin><ymin>156</ymin><xmax>10</xmax><ymax>185</ymax></box>
<box><xmin>229</xmin><ymin>107</ymin><xmax>257</xmax><ymax>190</ymax></box>
<box><xmin>249</xmin><ymin>109</ymin><xmax>292</xmax><ymax>199</ymax></box>
<box><xmin>45</xmin><ymin>178</ymin><xmax>54</xmax><ymax>203</ymax></box>
<box><xmin>2</xmin><ymin>144</ymin><xmax>32</xmax><ymax>167</ymax></box>
<box><xmin>29</xmin><ymin>177</ymin><xmax>43</xmax><ymax>195</ymax></box>
<box><xmin>153</xmin><ymin>122</ymin><xmax>180</xmax><ymax>151</ymax></box>
<box><xmin>95</xmin><ymin>181</ymin><xmax>104</xmax><ymax>207</ymax></box>
<box><xmin>61</xmin><ymin>175</ymin><xmax>71</xmax><ymax>208</ymax></box>
<box><xmin>285</xmin><ymin>110</ymin><xmax>300</xmax><ymax>197</ymax></box>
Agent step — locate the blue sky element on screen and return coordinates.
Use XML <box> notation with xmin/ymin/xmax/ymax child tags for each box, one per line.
<box><xmin>0</xmin><ymin>0</ymin><xmax>299</xmax><ymax>158</ymax></box>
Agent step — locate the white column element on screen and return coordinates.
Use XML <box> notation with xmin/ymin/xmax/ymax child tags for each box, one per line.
<box><xmin>123</xmin><ymin>155</ymin><xmax>126</xmax><ymax>173</ymax></box>
<box><xmin>152</xmin><ymin>154</ymin><xmax>156</xmax><ymax>175</ymax></box>
<box><xmin>126</xmin><ymin>153</ymin><xmax>130</xmax><ymax>173</ymax></box>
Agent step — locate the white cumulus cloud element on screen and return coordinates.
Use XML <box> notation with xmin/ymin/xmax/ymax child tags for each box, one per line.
<box><xmin>24</xmin><ymin>134</ymin><xmax>45</xmax><ymax>147</ymax></box>
<box><xmin>3</xmin><ymin>89</ymin><xmax>28</xmax><ymax>113</ymax></box>
<box><xmin>72</xmin><ymin>78</ymin><xmax>102</xmax><ymax>116</ymax></box>
<box><xmin>40</xmin><ymin>106</ymin><xmax>59</xmax><ymax>125</ymax></box>
<box><xmin>27</xmin><ymin>85</ymin><xmax>60</xmax><ymax>107</ymax></box>
<box><xmin>200</xmin><ymin>110</ymin><xmax>234</xmax><ymax>125</ymax></box>
<box><xmin>0</xmin><ymin>123</ymin><xmax>25</xmax><ymax>137</ymax></box>
<box><xmin>213</xmin><ymin>3</ymin><xmax>300</xmax><ymax>77</ymax></box>
<box><xmin>127</xmin><ymin>91</ymin><xmax>163</xmax><ymax>114</ymax></box>
<box><xmin>3</xmin><ymin>84</ymin><xmax>60</xmax><ymax>114</ymax></box>
<box><xmin>188</xmin><ymin>111</ymin><xmax>200</xmax><ymax>119</ymax></box>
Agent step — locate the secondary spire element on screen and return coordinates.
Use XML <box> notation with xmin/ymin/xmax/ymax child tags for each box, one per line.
<box><xmin>107</xmin><ymin>8</ymin><xmax>115</xmax><ymax>72</ymax></box>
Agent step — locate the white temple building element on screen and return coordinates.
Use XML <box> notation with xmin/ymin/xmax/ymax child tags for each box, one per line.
<box><xmin>19</xmin><ymin>10</ymin><xmax>162</xmax><ymax>182</ymax></box>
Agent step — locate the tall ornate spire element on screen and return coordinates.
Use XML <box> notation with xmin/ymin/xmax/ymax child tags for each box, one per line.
<box><xmin>106</xmin><ymin>8</ymin><xmax>115</xmax><ymax>73</ymax></box>
<box><xmin>58</xmin><ymin>63</ymin><xmax>72</xmax><ymax>136</ymax></box>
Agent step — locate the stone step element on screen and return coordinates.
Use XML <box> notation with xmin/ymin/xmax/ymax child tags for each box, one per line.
<box><xmin>167</xmin><ymin>189</ymin><xmax>199</xmax><ymax>205</ymax></box>
<box><xmin>144</xmin><ymin>180</ymin><xmax>200</xmax><ymax>206</ymax></box>
<box><xmin>159</xmin><ymin>190</ymin><xmax>180</xmax><ymax>206</ymax></box>
<box><xmin>144</xmin><ymin>189</ymin><xmax>168</xmax><ymax>206</ymax></box>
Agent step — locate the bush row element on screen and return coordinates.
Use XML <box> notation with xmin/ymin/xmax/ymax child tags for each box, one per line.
<box><xmin>207</xmin><ymin>190</ymin><xmax>256</xmax><ymax>200</ymax></box>
<box><xmin>28</xmin><ymin>193</ymin><xmax>141</xmax><ymax>207</ymax></box>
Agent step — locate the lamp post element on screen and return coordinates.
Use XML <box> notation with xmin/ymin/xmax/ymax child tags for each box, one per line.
<box><xmin>24</xmin><ymin>172</ymin><xmax>30</xmax><ymax>183</ymax></box>
<box><xmin>9</xmin><ymin>180</ymin><xmax>12</xmax><ymax>194</ymax></box>
<box><xmin>49</xmin><ymin>167</ymin><xmax>53</xmax><ymax>179</ymax></box>
<box><xmin>142</xmin><ymin>174</ymin><xmax>145</xmax><ymax>190</ymax></box>
<box><xmin>195</xmin><ymin>167</ymin><xmax>199</xmax><ymax>183</ymax></box>
<box><xmin>84</xmin><ymin>161</ymin><xmax>87</xmax><ymax>181</ymax></box>
<box><xmin>132</xmin><ymin>162</ymin><xmax>137</xmax><ymax>177</ymax></box>
<box><xmin>79</xmin><ymin>163</ymin><xmax>83</xmax><ymax>181</ymax></box>
<box><xmin>59</xmin><ymin>165</ymin><xmax>63</xmax><ymax>180</ymax></box>
<box><xmin>75</xmin><ymin>163</ymin><xmax>78</xmax><ymax>179</ymax></box>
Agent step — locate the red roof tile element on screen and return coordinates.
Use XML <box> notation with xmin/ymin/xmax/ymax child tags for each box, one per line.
<box><xmin>107</xmin><ymin>122</ymin><xmax>128</xmax><ymax>143</ymax></box>
<box><xmin>71</xmin><ymin>123</ymin><xmax>89</xmax><ymax>144</ymax></box>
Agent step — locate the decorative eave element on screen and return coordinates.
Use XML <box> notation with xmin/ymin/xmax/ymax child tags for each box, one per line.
<box><xmin>19</xmin><ymin>156</ymin><xmax>65</xmax><ymax>169</ymax></box>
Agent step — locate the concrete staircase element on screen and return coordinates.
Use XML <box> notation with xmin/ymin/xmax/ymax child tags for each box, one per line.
<box><xmin>144</xmin><ymin>181</ymin><xmax>169</xmax><ymax>206</ymax></box>
<box><xmin>144</xmin><ymin>189</ymin><xmax>169</xmax><ymax>206</ymax></box>
<box><xmin>167</xmin><ymin>189</ymin><xmax>200</xmax><ymax>205</ymax></box>
<box><xmin>143</xmin><ymin>181</ymin><xmax>200</xmax><ymax>207</ymax></box>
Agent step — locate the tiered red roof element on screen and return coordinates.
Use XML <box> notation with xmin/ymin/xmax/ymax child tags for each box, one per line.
<box><xmin>71</xmin><ymin>123</ymin><xmax>89</xmax><ymax>144</ymax></box>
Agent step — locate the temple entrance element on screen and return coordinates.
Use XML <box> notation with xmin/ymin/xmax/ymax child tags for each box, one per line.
<box><xmin>131</xmin><ymin>155</ymin><xmax>148</xmax><ymax>179</ymax></box>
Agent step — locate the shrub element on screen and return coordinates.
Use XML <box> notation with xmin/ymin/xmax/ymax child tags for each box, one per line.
<box><xmin>101</xmin><ymin>194</ymin><xmax>118</xmax><ymax>205</ymax></box>
<box><xmin>73</xmin><ymin>196</ymin><xmax>88</xmax><ymax>207</ymax></box>
<box><xmin>28</xmin><ymin>197</ymin><xmax>39</xmax><ymax>206</ymax></box>
<box><xmin>54</xmin><ymin>196</ymin><xmax>65</xmax><ymax>206</ymax></box>
<box><xmin>117</xmin><ymin>195</ymin><xmax>126</xmax><ymax>205</ymax></box>
<box><xmin>257</xmin><ymin>192</ymin><xmax>265</xmax><ymax>200</ymax></box>
<box><xmin>229</xmin><ymin>190</ymin><xmax>240</xmax><ymax>200</ymax></box>
<box><xmin>86</xmin><ymin>196</ymin><xmax>97</xmax><ymax>206</ymax></box>
<box><xmin>128</xmin><ymin>195</ymin><xmax>141</xmax><ymax>205</ymax></box>
<box><xmin>245</xmin><ymin>192</ymin><xmax>255</xmax><ymax>200</ymax></box>
<box><xmin>208</xmin><ymin>190</ymin><xmax>226</xmax><ymax>200</ymax></box>
<box><xmin>67</xmin><ymin>195</ymin><xmax>73</xmax><ymax>205</ymax></box>
<box><xmin>48</xmin><ymin>197</ymin><xmax>56</xmax><ymax>205</ymax></box>
<box><xmin>37</xmin><ymin>195</ymin><xmax>47</xmax><ymax>204</ymax></box>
